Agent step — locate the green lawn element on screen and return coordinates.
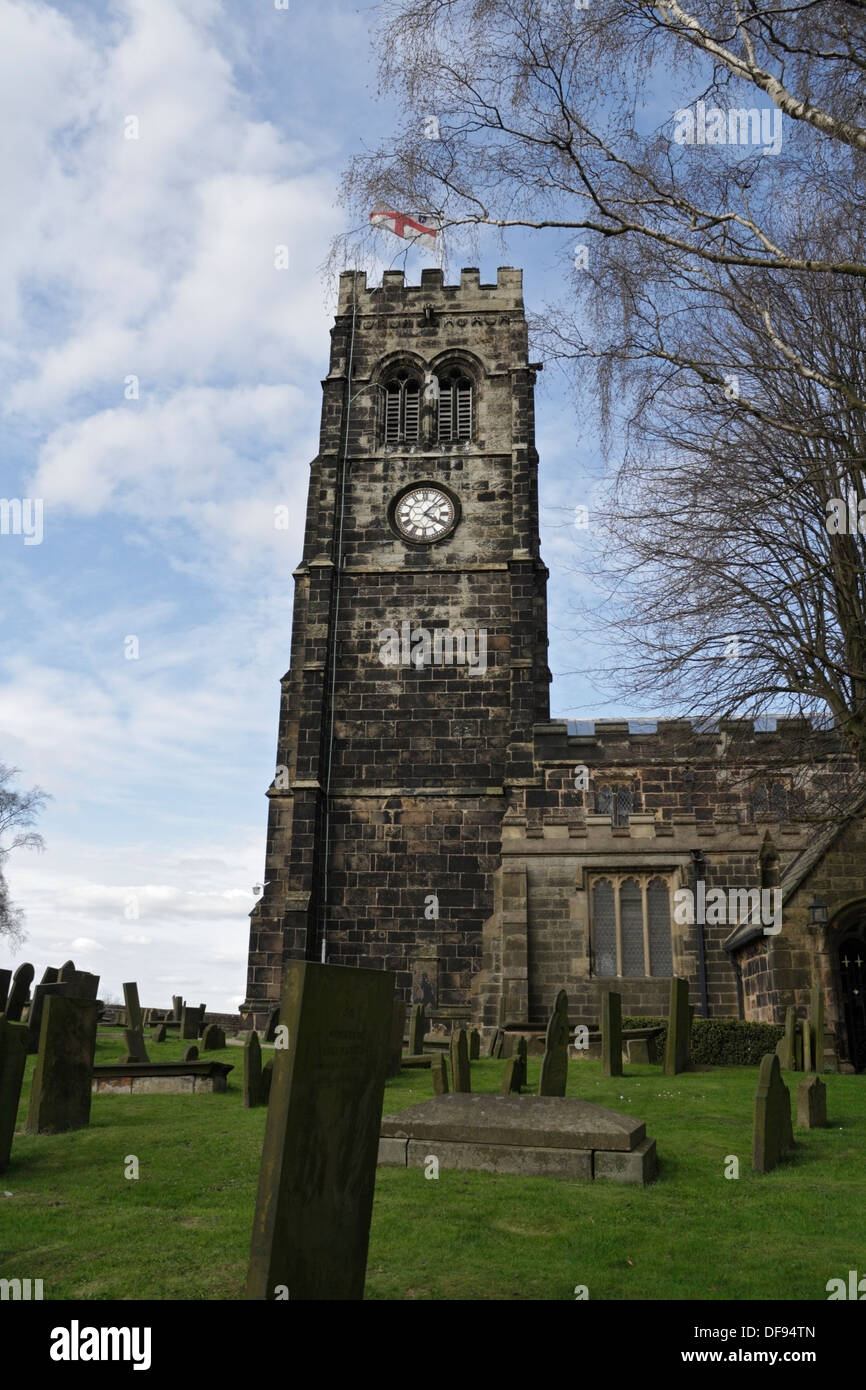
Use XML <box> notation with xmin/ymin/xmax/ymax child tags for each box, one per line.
<box><xmin>1</xmin><ymin>1031</ymin><xmax>862</xmax><ymax>1301</ymax></box>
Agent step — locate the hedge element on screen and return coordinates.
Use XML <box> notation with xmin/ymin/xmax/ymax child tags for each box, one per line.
<box><xmin>622</xmin><ymin>1015</ymin><xmax>785</xmax><ymax>1067</ymax></box>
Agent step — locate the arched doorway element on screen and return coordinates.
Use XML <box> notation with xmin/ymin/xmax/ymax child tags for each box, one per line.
<box><xmin>835</xmin><ymin>917</ymin><xmax>866</xmax><ymax>1072</ymax></box>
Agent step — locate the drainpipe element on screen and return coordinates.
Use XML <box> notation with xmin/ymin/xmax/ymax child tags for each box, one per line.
<box><xmin>691</xmin><ymin>849</ymin><xmax>709</xmax><ymax>1018</ymax></box>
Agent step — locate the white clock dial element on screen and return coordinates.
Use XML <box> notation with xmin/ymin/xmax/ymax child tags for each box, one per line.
<box><xmin>394</xmin><ymin>487</ymin><xmax>456</xmax><ymax>542</ymax></box>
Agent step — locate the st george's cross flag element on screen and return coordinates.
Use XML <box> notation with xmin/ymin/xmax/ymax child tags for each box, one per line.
<box><xmin>369</xmin><ymin>208</ymin><xmax>440</xmax><ymax>251</ymax></box>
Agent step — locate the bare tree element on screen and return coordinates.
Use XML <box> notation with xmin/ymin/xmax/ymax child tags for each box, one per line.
<box><xmin>0</xmin><ymin>763</ymin><xmax>49</xmax><ymax>946</ymax></box>
<box><xmin>333</xmin><ymin>0</ymin><xmax>866</xmax><ymax>766</ymax></box>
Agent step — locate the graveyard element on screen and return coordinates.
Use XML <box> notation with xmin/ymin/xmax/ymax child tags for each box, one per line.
<box><xmin>1</xmin><ymin>981</ymin><xmax>864</xmax><ymax>1302</ymax></box>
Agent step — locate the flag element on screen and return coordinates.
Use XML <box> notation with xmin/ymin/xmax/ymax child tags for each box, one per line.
<box><xmin>369</xmin><ymin>208</ymin><xmax>440</xmax><ymax>252</ymax></box>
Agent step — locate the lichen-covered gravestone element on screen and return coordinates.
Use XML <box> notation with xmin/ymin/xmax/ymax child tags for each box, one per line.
<box><xmin>797</xmin><ymin>1075</ymin><xmax>827</xmax><ymax>1129</ymax></box>
<box><xmin>27</xmin><ymin>981</ymin><xmax>69</xmax><ymax>1055</ymax></box>
<box><xmin>538</xmin><ymin>989</ymin><xmax>569</xmax><ymax>1096</ymax></box>
<box><xmin>663</xmin><ymin>977</ymin><xmax>690</xmax><ymax>1076</ymax></box>
<box><xmin>602</xmin><ymin>990</ymin><xmax>623</xmax><ymax>1079</ymax></box>
<box><xmin>182</xmin><ymin>1045</ymin><xmax>199</xmax><ymax>1062</ymax></box>
<box><xmin>26</xmin><ymin>995</ymin><xmax>98</xmax><ymax>1135</ymax></box>
<box><xmin>431</xmin><ymin>1053</ymin><xmax>449</xmax><ymax>1095</ymax></box>
<box><xmin>244</xmin><ymin>1030</ymin><xmax>263</xmax><ymax>1107</ymax></box>
<box><xmin>408</xmin><ymin>1004</ymin><xmax>425</xmax><ymax>1056</ymax></box>
<box><xmin>246</xmin><ymin>961</ymin><xmax>395</xmax><ymax>1301</ymax></box>
<box><xmin>0</xmin><ymin>1017</ymin><xmax>28</xmax><ymax>1171</ymax></box>
<box><xmin>752</xmin><ymin>1052</ymin><xmax>794</xmax><ymax>1172</ymax></box>
<box><xmin>5</xmin><ymin>963</ymin><xmax>33</xmax><ymax>1023</ymax></box>
<box><xmin>450</xmin><ymin>1028</ymin><xmax>471</xmax><ymax>1093</ymax></box>
<box><xmin>202</xmin><ymin>1024</ymin><xmax>226</xmax><ymax>1051</ymax></box>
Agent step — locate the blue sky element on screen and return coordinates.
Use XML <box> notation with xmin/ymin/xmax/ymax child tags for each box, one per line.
<box><xmin>0</xmin><ymin>0</ymin><xmax>652</xmax><ymax>1009</ymax></box>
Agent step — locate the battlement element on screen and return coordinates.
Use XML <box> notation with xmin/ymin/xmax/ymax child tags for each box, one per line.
<box><xmin>534</xmin><ymin>715</ymin><xmax>844</xmax><ymax>765</ymax></box>
<box><xmin>337</xmin><ymin>267</ymin><xmax>524</xmax><ymax>315</ymax></box>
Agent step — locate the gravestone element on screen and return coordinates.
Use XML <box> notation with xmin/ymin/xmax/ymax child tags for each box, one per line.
<box><xmin>40</xmin><ymin>965</ymin><xmax>59</xmax><ymax>985</ymax></box>
<box><xmin>469</xmin><ymin>1029</ymin><xmax>480</xmax><ymax>1061</ymax></box>
<box><xmin>663</xmin><ymin>977</ymin><xmax>690</xmax><ymax>1076</ymax></box>
<box><xmin>500</xmin><ymin>1056</ymin><xmax>523</xmax><ymax>1094</ymax></box>
<box><xmin>0</xmin><ymin>1017</ymin><xmax>28</xmax><ymax>1172</ymax></box>
<box><xmin>181</xmin><ymin>1006</ymin><xmax>199</xmax><ymax>1040</ymax></box>
<box><xmin>57</xmin><ymin>961</ymin><xmax>98</xmax><ymax>1000</ymax></box>
<box><xmin>246</xmin><ymin>961</ymin><xmax>394</xmax><ymax>1301</ymax></box>
<box><xmin>182</xmin><ymin>1045</ymin><xmax>199</xmax><ymax>1062</ymax></box>
<box><xmin>809</xmin><ymin>985</ymin><xmax>824</xmax><ymax>1074</ymax></box>
<box><xmin>801</xmin><ymin>1017</ymin><xmax>812</xmax><ymax>1073</ymax></box>
<box><xmin>202</xmin><ymin>1024</ymin><xmax>226</xmax><ymax>1051</ymax></box>
<box><xmin>797</xmin><ymin>1075</ymin><xmax>827</xmax><ymax>1129</ymax></box>
<box><xmin>431</xmin><ymin>1053</ymin><xmax>449</xmax><ymax>1096</ymax></box>
<box><xmin>123</xmin><ymin>1028</ymin><xmax>150</xmax><ymax>1063</ymax></box>
<box><xmin>0</xmin><ymin>968</ymin><xmax>11</xmax><ymax>1013</ymax></box>
<box><xmin>122</xmin><ymin>981</ymin><xmax>149</xmax><ymax>1063</ymax></box>
<box><xmin>26</xmin><ymin>996</ymin><xmax>98</xmax><ymax>1135</ymax></box>
<box><xmin>27</xmin><ymin>982</ymin><xmax>69</xmax><ymax>1055</ymax></box>
<box><xmin>171</xmin><ymin>995</ymin><xmax>184</xmax><ymax>1021</ymax></box>
<box><xmin>602</xmin><ymin>990</ymin><xmax>623</xmax><ymax>1079</ymax></box>
<box><xmin>261</xmin><ymin>1058</ymin><xmax>274</xmax><ymax>1104</ymax></box>
<box><xmin>538</xmin><ymin>989</ymin><xmax>569</xmax><ymax>1096</ymax></box>
<box><xmin>244</xmin><ymin>1030</ymin><xmax>263</xmax><ymax>1108</ymax></box>
<box><xmin>776</xmin><ymin>1005</ymin><xmax>797</xmax><ymax>1070</ymax></box>
<box><xmin>387</xmin><ymin>999</ymin><xmax>406</xmax><ymax>1079</ymax></box>
<box><xmin>197</xmin><ymin>1004</ymin><xmax>207</xmax><ymax>1037</ymax></box>
<box><xmin>450</xmin><ymin>1028</ymin><xmax>471</xmax><ymax>1093</ymax></box>
<box><xmin>151</xmin><ymin>1024</ymin><xmax>166</xmax><ymax>1044</ymax></box>
<box><xmin>752</xmin><ymin>1052</ymin><xmax>794</xmax><ymax>1173</ymax></box>
<box><xmin>516</xmin><ymin>1037</ymin><xmax>528</xmax><ymax>1089</ymax></box>
<box><xmin>264</xmin><ymin>1006</ymin><xmax>280</xmax><ymax>1043</ymax></box>
<box><xmin>408</xmin><ymin>1004</ymin><xmax>425</xmax><ymax>1056</ymax></box>
<box><xmin>487</xmin><ymin>1028</ymin><xmax>502</xmax><ymax>1058</ymax></box>
<box><xmin>5</xmin><ymin>963</ymin><xmax>33</xmax><ymax>1022</ymax></box>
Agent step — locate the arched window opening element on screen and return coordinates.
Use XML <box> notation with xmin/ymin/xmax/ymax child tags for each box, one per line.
<box><xmin>437</xmin><ymin>373</ymin><xmax>473</xmax><ymax>441</ymax></box>
<box><xmin>384</xmin><ymin>376</ymin><xmax>421</xmax><ymax>444</ymax></box>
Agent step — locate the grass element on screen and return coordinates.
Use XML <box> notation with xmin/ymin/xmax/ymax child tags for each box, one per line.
<box><xmin>1</xmin><ymin>1031</ymin><xmax>863</xmax><ymax>1301</ymax></box>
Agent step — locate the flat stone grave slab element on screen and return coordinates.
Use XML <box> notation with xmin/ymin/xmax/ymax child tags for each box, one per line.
<box><xmin>379</xmin><ymin>1094</ymin><xmax>656</xmax><ymax>1185</ymax></box>
<box><xmin>92</xmin><ymin>1061</ymin><xmax>233</xmax><ymax>1095</ymax></box>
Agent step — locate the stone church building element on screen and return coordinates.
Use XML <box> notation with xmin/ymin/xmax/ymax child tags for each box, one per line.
<box><xmin>243</xmin><ymin>267</ymin><xmax>866</xmax><ymax>1072</ymax></box>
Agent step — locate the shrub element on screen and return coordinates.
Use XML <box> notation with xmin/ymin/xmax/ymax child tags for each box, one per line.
<box><xmin>623</xmin><ymin>1015</ymin><xmax>784</xmax><ymax>1066</ymax></box>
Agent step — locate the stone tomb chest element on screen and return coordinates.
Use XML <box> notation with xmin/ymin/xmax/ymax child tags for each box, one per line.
<box><xmin>92</xmin><ymin>1061</ymin><xmax>233</xmax><ymax>1095</ymax></box>
<box><xmin>379</xmin><ymin>1094</ymin><xmax>657</xmax><ymax>1185</ymax></box>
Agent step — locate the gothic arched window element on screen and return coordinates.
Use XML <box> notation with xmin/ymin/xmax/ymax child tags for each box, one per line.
<box><xmin>383</xmin><ymin>376</ymin><xmax>421</xmax><ymax>444</ymax></box>
<box><xmin>437</xmin><ymin>372</ymin><xmax>473</xmax><ymax>442</ymax></box>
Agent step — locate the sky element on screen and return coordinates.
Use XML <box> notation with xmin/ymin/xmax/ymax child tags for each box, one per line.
<box><xmin>0</xmin><ymin>0</ymin><xmax>652</xmax><ymax>1009</ymax></box>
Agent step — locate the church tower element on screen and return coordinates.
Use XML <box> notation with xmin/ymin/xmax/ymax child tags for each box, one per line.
<box><xmin>243</xmin><ymin>267</ymin><xmax>550</xmax><ymax>1029</ymax></box>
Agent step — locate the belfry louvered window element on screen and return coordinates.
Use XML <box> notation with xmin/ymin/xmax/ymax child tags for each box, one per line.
<box><xmin>384</xmin><ymin>377</ymin><xmax>421</xmax><ymax>444</ymax></box>
<box><xmin>437</xmin><ymin>374</ymin><xmax>473</xmax><ymax>442</ymax></box>
<box><xmin>590</xmin><ymin>872</ymin><xmax>674</xmax><ymax>978</ymax></box>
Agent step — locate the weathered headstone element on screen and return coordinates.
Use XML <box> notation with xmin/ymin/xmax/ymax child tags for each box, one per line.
<box><xmin>0</xmin><ymin>1017</ymin><xmax>28</xmax><ymax>1171</ymax></box>
<box><xmin>5</xmin><ymin>962</ymin><xmax>33</xmax><ymax>1022</ymax></box>
<box><xmin>182</xmin><ymin>1044</ymin><xmax>199</xmax><ymax>1062</ymax></box>
<box><xmin>27</xmin><ymin>982</ymin><xmax>69</xmax><ymax>1055</ymax></box>
<box><xmin>516</xmin><ymin>1036</ymin><xmax>528</xmax><ymax>1089</ymax></box>
<box><xmin>26</xmin><ymin>996</ymin><xmax>98</xmax><ymax>1135</ymax></box>
<box><xmin>663</xmin><ymin>977</ymin><xmax>690</xmax><ymax>1076</ymax></box>
<box><xmin>450</xmin><ymin>1028</ymin><xmax>471</xmax><ymax>1093</ymax></box>
<box><xmin>264</xmin><ymin>1006</ymin><xmax>280</xmax><ymax>1043</ymax></box>
<box><xmin>0</xmin><ymin>968</ymin><xmax>12</xmax><ymax>1013</ymax></box>
<box><xmin>261</xmin><ymin>1058</ymin><xmax>274</xmax><ymax>1103</ymax></box>
<box><xmin>797</xmin><ymin>1074</ymin><xmax>827</xmax><ymax>1129</ymax></box>
<box><xmin>431</xmin><ymin>1053</ymin><xmax>449</xmax><ymax>1095</ymax></box>
<box><xmin>469</xmin><ymin>1029</ymin><xmax>480</xmax><ymax>1061</ymax></box>
<box><xmin>181</xmin><ymin>1006</ymin><xmax>199</xmax><ymax>1040</ymax></box>
<box><xmin>123</xmin><ymin>1028</ymin><xmax>150</xmax><ymax>1063</ymax></box>
<box><xmin>538</xmin><ymin>989</ymin><xmax>569</xmax><ymax>1096</ymax></box>
<box><xmin>39</xmin><ymin>965</ymin><xmax>59</xmax><ymax>985</ymax></box>
<box><xmin>246</xmin><ymin>961</ymin><xmax>394</xmax><ymax>1301</ymax></box>
<box><xmin>244</xmin><ymin>1030</ymin><xmax>263</xmax><ymax>1107</ymax></box>
<box><xmin>809</xmin><ymin>985</ymin><xmax>825</xmax><ymax>1074</ymax></box>
<box><xmin>121</xmin><ymin>981</ymin><xmax>149</xmax><ymax>1063</ymax></box>
<box><xmin>197</xmin><ymin>1004</ymin><xmax>207</xmax><ymax>1037</ymax></box>
<box><xmin>778</xmin><ymin>1005</ymin><xmax>796</xmax><ymax>1069</ymax></box>
<box><xmin>151</xmin><ymin>1023</ymin><xmax>166</xmax><ymax>1043</ymax></box>
<box><xmin>487</xmin><ymin>1028</ymin><xmax>502</xmax><ymax>1057</ymax></box>
<box><xmin>202</xmin><ymin>1024</ymin><xmax>226</xmax><ymax>1051</ymax></box>
<box><xmin>387</xmin><ymin>999</ymin><xmax>406</xmax><ymax>1078</ymax></box>
<box><xmin>752</xmin><ymin>1052</ymin><xmax>794</xmax><ymax>1173</ymax></box>
<box><xmin>602</xmin><ymin>990</ymin><xmax>623</xmax><ymax>1079</ymax></box>
<box><xmin>171</xmin><ymin>995</ymin><xmax>184</xmax><ymax>1021</ymax></box>
<box><xmin>500</xmin><ymin>1056</ymin><xmax>523</xmax><ymax>1094</ymax></box>
<box><xmin>801</xmin><ymin>1017</ymin><xmax>812</xmax><ymax>1073</ymax></box>
<box><xmin>408</xmin><ymin>1004</ymin><xmax>425</xmax><ymax>1056</ymax></box>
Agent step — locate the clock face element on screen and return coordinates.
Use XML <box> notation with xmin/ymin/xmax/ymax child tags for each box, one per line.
<box><xmin>393</xmin><ymin>486</ymin><xmax>456</xmax><ymax>543</ymax></box>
